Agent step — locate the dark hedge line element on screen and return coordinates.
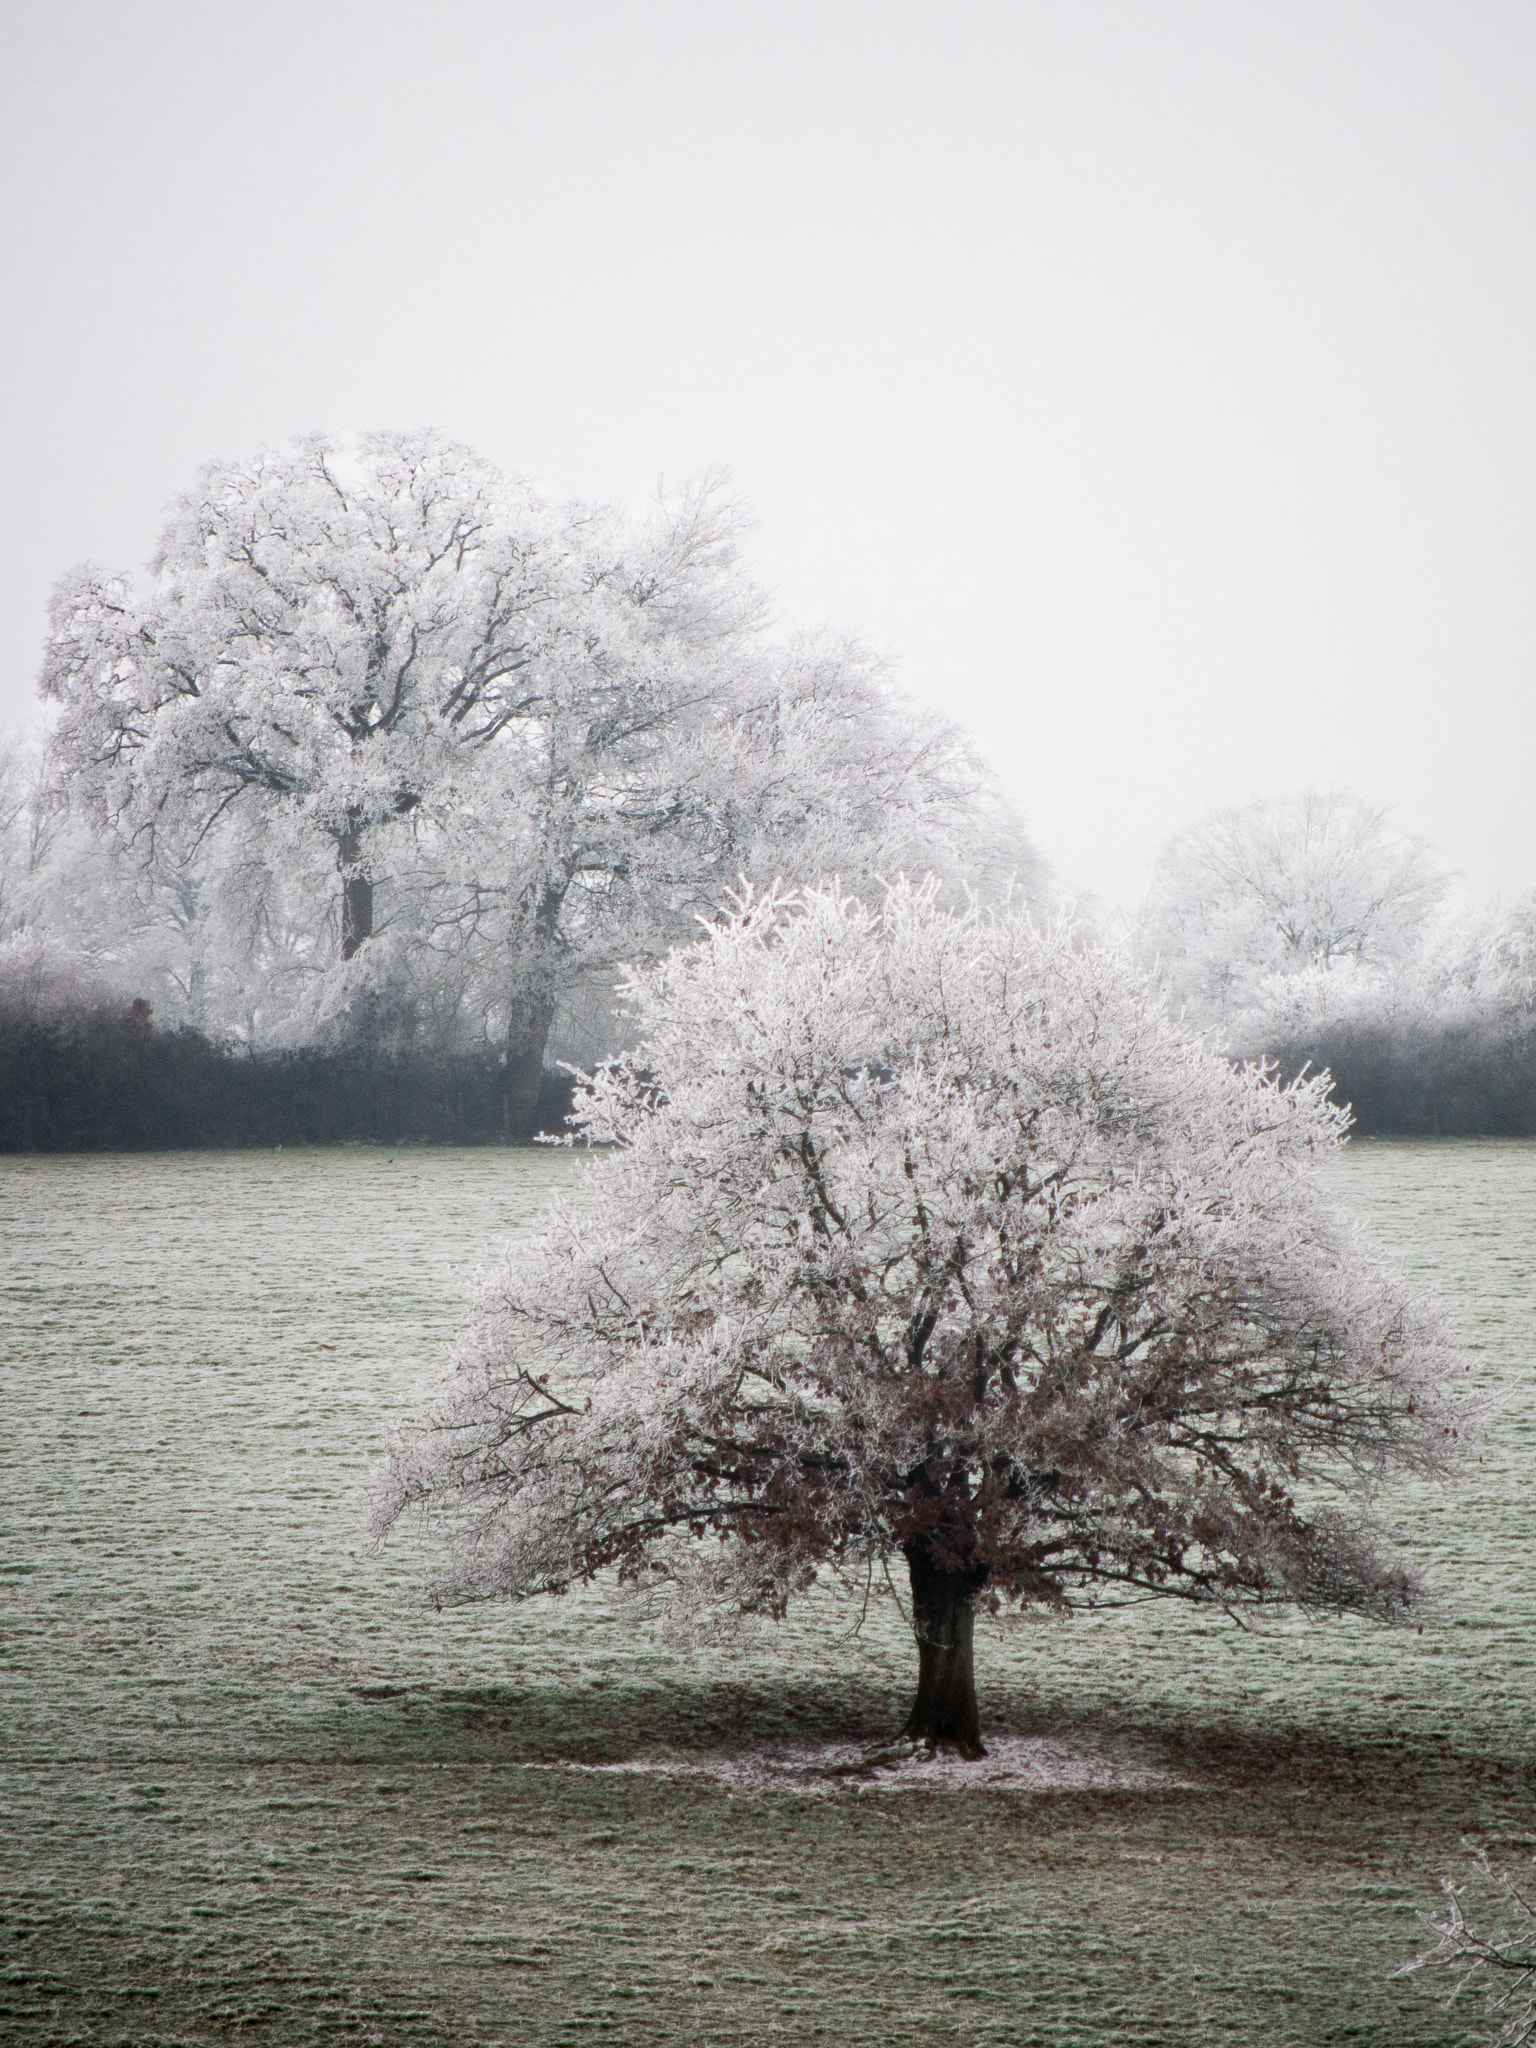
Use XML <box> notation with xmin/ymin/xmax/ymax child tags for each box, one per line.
<box><xmin>1261</xmin><ymin>1013</ymin><xmax>1536</xmax><ymax>1137</ymax></box>
<box><xmin>10</xmin><ymin>997</ymin><xmax>1536</xmax><ymax>1149</ymax></box>
<box><xmin>0</xmin><ymin>1001</ymin><xmax>577</xmax><ymax>1150</ymax></box>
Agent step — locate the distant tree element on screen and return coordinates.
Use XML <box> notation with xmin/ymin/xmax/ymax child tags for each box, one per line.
<box><xmin>0</xmin><ymin>731</ymin><xmax>40</xmax><ymax>942</ymax></box>
<box><xmin>41</xmin><ymin>434</ymin><xmax>1034</xmax><ymax>1131</ymax></box>
<box><xmin>372</xmin><ymin>882</ymin><xmax>1468</xmax><ymax>1756</ymax></box>
<box><xmin>1138</xmin><ymin>789</ymin><xmax>1447</xmax><ymax>1023</ymax></box>
<box><xmin>40</xmin><ymin>434</ymin><xmax>757</xmax><ymax>1093</ymax></box>
<box><xmin>406</xmin><ymin>619</ymin><xmax>1031</xmax><ymax>1127</ymax></box>
<box><xmin>1</xmin><ymin>722</ymin><xmax>271</xmax><ymax>1034</ymax></box>
<box><xmin>1476</xmin><ymin>893</ymin><xmax>1536</xmax><ymax>1016</ymax></box>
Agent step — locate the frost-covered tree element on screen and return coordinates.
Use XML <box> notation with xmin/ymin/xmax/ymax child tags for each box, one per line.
<box><xmin>1</xmin><ymin>723</ymin><xmax>274</xmax><ymax>1034</ymax></box>
<box><xmin>0</xmin><ymin>730</ymin><xmax>45</xmax><ymax>942</ymax></box>
<box><xmin>1139</xmin><ymin>789</ymin><xmax>1446</xmax><ymax>1024</ymax></box>
<box><xmin>40</xmin><ymin>435</ymin><xmax>758</xmax><ymax>1065</ymax></box>
<box><xmin>372</xmin><ymin>882</ymin><xmax>1468</xmax><ymax>1756</ymax></box>
<box><xmin>1474</xmin><ymin>894</ymin><xmax>1536</xmax><ymax>1016</ymax></box>
<box><xmin>403</xmin><ymin>619</ymin><xmax>1027</xmax><ymax>1117</ymax></box>
<box><xmin>41</xmin><ymin>434</ymin><xmax>1032</xmax><ymax>1127</ymax></box>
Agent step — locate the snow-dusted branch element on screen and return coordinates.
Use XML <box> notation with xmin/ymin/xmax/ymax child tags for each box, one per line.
<box><xmin>1403</xmin><ymin>1850</ymin><xmax>1536</xmax><ymax>2047</ymax></box>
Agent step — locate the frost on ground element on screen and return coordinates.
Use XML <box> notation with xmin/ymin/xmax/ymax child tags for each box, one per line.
<box><xmin>3</xmin><ymin>1146</ymin><xmax>1535</xmax><ymax>2046</ymax></box>
<box><xmin>549</xmin><ymin>1732</ymin><xmax>1195</xmax><ymax>1795</ymax></box>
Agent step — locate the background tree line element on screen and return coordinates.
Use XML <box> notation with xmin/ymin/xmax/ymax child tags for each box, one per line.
<box><xmin>0</xmin><ymin>431</ymin><xmax>1041</xmax><ymax>1147</ymax></box>
<box><xmin>4</xmin><ymin>431</ymin><xmax>1531</xmax><ymax>1148</ymax></box>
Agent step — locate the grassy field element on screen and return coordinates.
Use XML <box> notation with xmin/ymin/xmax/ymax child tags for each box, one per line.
<box><xmin>3</xmin><ymin>1140</ymin><xmax>1533</xmax><ymax>2045</ymax></box>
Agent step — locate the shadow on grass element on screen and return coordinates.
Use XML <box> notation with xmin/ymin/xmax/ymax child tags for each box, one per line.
<box><xmin>344</xmin><ymin>1671</ymin><xmax>908</xmax><ymax>1762</ymax></box>
<box><xmin>335</xmin><ymin>1668</ymin><xmax>1536</xmax><ymax>1846</ymax></box>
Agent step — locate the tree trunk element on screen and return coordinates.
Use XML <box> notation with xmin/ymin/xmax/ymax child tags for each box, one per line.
<box><xmin>503</xmin><ymin>993</ymin><xmax>556</xmax><ymax>1144</ymax></box>
<box><xmin>502</xmin><ymin>879</ymin><xmax>568</xmax><ymax>1144</ymax></box>
<box><xmin>342</xmin><ymin>873</ymin><xmax>374</xmax><ymax>961</ymax></box>
<box><xmin>902</xmin><ymin>1546</ymin><xmax>987</xmax><ymax>1758</ymax></box>
<box><xmin>338</xmin><ymin>814</ymin><xmax>373</xmax><ymax>963</ymax></box>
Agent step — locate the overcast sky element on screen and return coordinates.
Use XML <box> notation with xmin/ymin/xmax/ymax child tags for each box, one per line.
<box><xmin>3</xmin><ymin>0</ymin><xmax>1532</xmax><ymax>912</ymax></box>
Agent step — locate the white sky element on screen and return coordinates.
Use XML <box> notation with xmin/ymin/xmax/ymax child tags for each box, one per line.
<box><xmin>3</xmin><ymin>0</ymin><xmax>1533</xmax><ymax>915</ymax></box>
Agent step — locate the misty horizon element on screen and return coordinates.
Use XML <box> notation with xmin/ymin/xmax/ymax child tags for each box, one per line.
<box><xmin>3</xmin><ymin>1</ymin><xmax>1533</xmax><ymax>914</ymax></box>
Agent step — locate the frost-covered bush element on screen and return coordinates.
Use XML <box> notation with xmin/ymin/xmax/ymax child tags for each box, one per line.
<box><xmin>373</xmin><ymin>882</ymin><xmax>1470</xmax><ymax>1756</ymax></box>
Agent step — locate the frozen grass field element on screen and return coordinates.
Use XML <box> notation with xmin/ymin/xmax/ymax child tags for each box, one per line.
<box><xmin>3</xmin><ymin>1140</ymin><xmax>1534</xmax><ymax>2045</ymax></box>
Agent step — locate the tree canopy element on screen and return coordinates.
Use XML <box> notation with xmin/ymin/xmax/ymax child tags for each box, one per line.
<box><xmin>372</xmin><ymin>881</ymin><xmax>1469</xmax><ymax>1754</ymax></box>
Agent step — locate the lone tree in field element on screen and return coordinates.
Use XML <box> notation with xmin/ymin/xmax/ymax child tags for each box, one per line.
<box><xmin>372</xmin><ymin>883</ymin><xmax>1469</xmax><ymax>1756</ymax></box>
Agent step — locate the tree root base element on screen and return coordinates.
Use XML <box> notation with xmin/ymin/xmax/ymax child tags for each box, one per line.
<box><xmin>900</xmin><ymin>1722</ymin><xmax>988</xmax><ymax>1762</ymax></box>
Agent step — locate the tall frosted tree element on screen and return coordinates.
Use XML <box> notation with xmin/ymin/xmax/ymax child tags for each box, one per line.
<box><xmin>40</xmin><ymin>434</ymin><xmax>756</xmax><ymax>1110</ymax></box>
<box><xmin>41</xmin><ymin>434</ymin><xmax>1031</xmax><ymax>1129</ymax></box>
<box><xmin>372</xmin><ymin>883</ymin><xmax>1468</xmax><ymax>1755</ymax></box>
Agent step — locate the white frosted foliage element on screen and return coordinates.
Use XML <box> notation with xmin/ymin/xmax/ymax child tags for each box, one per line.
<box><xmin>373</xmin><ymin>881</ymin><xmax>1470</xmax><ymax>1633</ymax></box>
